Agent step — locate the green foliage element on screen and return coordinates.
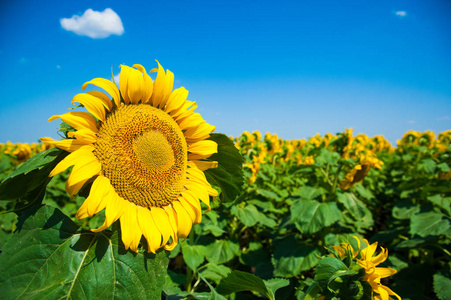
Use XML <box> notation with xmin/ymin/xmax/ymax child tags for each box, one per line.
<box><xmin>0</xmin><ymin>148</ymin><xmax>66</xmax><ymax>212</ymax></box>
<box><xmin>1</xmin><ymin>129</ymin><xmax>450</xmax><ymax>299</ymax></box>
<box><xmin>0</xmin><ymin>206</ymin><xmax>169</xmax><ymax>300</ymax></box>
<box><xmin>205</xmin><ymin>133</ymin><xmax>244</xmax><ymax>203</ymax></box>
<box><xmin>216</xmin><ymin>270</ymin><xmax>289</xmax><ymax>300</ymax></box>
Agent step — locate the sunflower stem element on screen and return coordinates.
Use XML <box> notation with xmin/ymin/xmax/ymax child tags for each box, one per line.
<box><xmin>332</xmin><ymin>164</ymin><xmax>343</xmax><ymax>194</ymax></box>
<box><xmin>186</xmin><ymin>228</ymin><xmax>196</xmax><ymax>293</ymax></box>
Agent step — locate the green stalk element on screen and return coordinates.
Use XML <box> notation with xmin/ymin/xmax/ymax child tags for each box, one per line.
<box><xmin>185</xmin><ymin>228</ymin><xmax>195</xmax><ymax>293</ymax></box>
<box><xmin>331</xmin><ymin>164</ymin><xmax>343</xmax><ymax>194</ymax></box>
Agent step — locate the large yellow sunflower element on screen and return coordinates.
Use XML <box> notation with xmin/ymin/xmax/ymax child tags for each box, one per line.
<box><xmin>41</xmin><ymin>61</ymin><xmax>218</xmax><ymax>253</ymax></box>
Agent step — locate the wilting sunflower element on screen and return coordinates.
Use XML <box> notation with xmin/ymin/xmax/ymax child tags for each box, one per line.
<box><xmin>41</xmin><ymin>61</ymin><xmax>218</xmax><ymax>253</ymax></box>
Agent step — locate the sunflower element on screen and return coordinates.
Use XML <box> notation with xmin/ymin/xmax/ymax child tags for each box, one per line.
<box><xmin>41</xmin><ymin>61</ymin><xmax>218</xmax><ymax>253</ymax></box>
<box><xmin>354</xmin><ymin>237</ymin><xmax>401</xmax><ymax>300</ymax></box>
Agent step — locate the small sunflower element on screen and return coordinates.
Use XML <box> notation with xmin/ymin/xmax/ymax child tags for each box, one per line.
<box><xmin>41</xmin><ymin>61</ymin><xmax>218</xmax><ymax>253</ymax></box>
<box><xmin>355</xmin><ymin>237</ymin><xmax>401</xmax><ymax>300</ymax></box>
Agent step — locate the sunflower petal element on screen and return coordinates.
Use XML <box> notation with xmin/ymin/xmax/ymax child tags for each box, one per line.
<box><xmin>189</xmin><ymin>140</ymin><xmax>218</xmax><ymax>156</ymax></box>
<box><xmin>82</xmin><ymin>78</ymin><xmax>121</xmax><ymax>107</ymax></box>
<box><xmin>67</xmin><ymin>128</ymin><xmax>97</xmax><ymax>144</ymax></box>
<box><xmin>150</xmin><ymin>207</ymin><xmax>172</xmax><ymax>246</ymax></box>
<box><xmin>164</xmin><ymin>87</ymin><xmax>189</xmax><ymax>113</ymax></box>
<box><xmin>180</xmin><ymin>192</ymin><xmax>202</xmax><ymax>223</ymax></box>
<box><xmin>92</xmin><ymin>194</ymin><xmax>127</xmax><ymax>232</ymax></box>
<box><xmin>49</xmin><ymin>146</ymin><xmax>95</xmax><ymax>177</ymax></box>
<box><xmin>188</xmin><ymin>160</ymin><xmax>218</xmax><ymax>171</ymax></box>
<box><xmin>41</xmin><ymin>138</ymin><xmax>90</xmax><ymax>153</ymax></box>
<box><xmin>87</xmin><ymin>90</ymin><xmax>113</xmax><ymax>111</ymax></box>
<box><xmin>67</xmin><ymin>159</ymin><xmax>101</xmax><ymax>188</ymax></box>
<box><xmin>172</xmin><ymin>201</ymin><xmax>192</xmax><ymax>239</ymax></box>
<box><xmin>133</xmin><ymin>64</ymin><xmax>153</xmax><ymax>104</ymax></box>
<box><xmin>150</xmin><ymin>60</ymin><xmax>173</xmax><ymax>107</ymax></box>
<box><xmin>48</xmin><ymin>111</ymin><xmax>98</xmax><ymax>133</ymax></box>
<box><xmin>163</xmin><ymin>206</ymin><xmax>178</xmax><ymax>251</ymax></box>
<box><xmin>72</xmin><ymin>93</ymin><xmax>106</xmax><ymax>121</ymax></box>
<box><xmin>120</xmin><ymin>203</ymin><xmax>142</xmax><ymax>252</ymax></box>
<box><xmin>137</xmin><ymin>206</ymin><xmax>161</xmax><ymax>254</ymax></box>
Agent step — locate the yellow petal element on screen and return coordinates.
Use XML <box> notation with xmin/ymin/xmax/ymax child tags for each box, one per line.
<box><xmin>119</xmin><ymin>65</ymin><xmax>132</xmax><ymax>104</ymax></box>
<box><xmin>137</xmin><ymin>206</ymin><xmax>161</xmax><ymax>254</ymax></box>
<box><xmin>67</xmin><ymin>128</ymin><xmax>97</xmax><ymax>144</ymax></box>
<box><xmin>67</xmin><ymin>159</ymin><xmax>101</xmax><ymax>188</ymax></box>
<box><xmin>185</xmin><ymin>181</ymin><xmax>210</xmax><ymax>210</ymax></box>
<box><xmin>150</xmin><ymin>207</ymin><xmax>172</xmax><ymax>246</ymax></box>
<box><xmin>48</xmin><ymin>111</ymin><xmax>98</xmax><ymax>133</ymax></box>
<box><xmin>172</xmin><ymin>201</ymin><xmax>192</xmax><ymax>239</ymax></box>
<box><xmin>178</xmin><ymin>113</ymin><xmax>203</xmax><ymax>131</ymax></box>
<box><xmin>150</xmin><ymin>60</ymin><xmax>172</xmax><ymax>107</ymax></box>
<box><xmin>163</xmin><ymin>206</ymin><xmax>178</xmax><ymax>251</ymax></box>
<box><xmin>41</xmin><ymin>138</ymin><xmax>90</xmax><ymax>153</ymax></box>
<box><xmin>72</xmin><ymin>93</ymin><xmax>106</xmax><ymax>122</ymax></box>
<box><xmin>189</xmin><ymin>140</ymin><xmax>218</xmax><ymax>156</ymax></box>
<box><xmin>374</xmin><ymin>267</ymin><xmax>397</xmax><ymax>278</ymax></box>
<box><xmin>159</xmin><ymin>69</ymin><xmax>174</xmax><ymax>109</ymax></box>
<box><xmin>178</xmin><ymin>197</ymin><xmax>196</xmax><ymax>222</ymax></box>
<box><xmin>92</xmin><ymin>194</ymin><xmax>127</xmax><ymax>232</ymax></box>
<box><xmin>164</xmin><ymin>87</ymin><xmax>189</xmax><ymax>113</ymax></box>
<box><xmin>82</xmin><ymin>78</ymin><xmax>121</xmax><ymax>107</ymax></box>
<box><xmin>49</xmin><ymin>146</ymin><xmax>95</xmax><ymax>177</ymax></box>
<box><xmin>87</xmin><ymin>176</ymin><xmax>112</xmax><ymax>217</ymax></box>
<box><xmin>188</xmin><ymin>160</ymin><xmax>218</xmax><ymax>171</ymax></box>
<box><xmin>180</xmin><ymin>192</ymin><xmax>202</xmax><ymax>224</ymax></box>
<box><xmin>171</xmin><ymin>101</ymin><xmax>197</xmax><ymax>121</ymax></box>
<box><xmin>120</xmin><ymin>203</ymin><xmax>142</xmax><ymax>252</ymax></box>
<box><xmin>124</xmin><ymin>65</ymin><xmax>144</xmax><ymax>104</ymax></box>
<box><xmin>65</xmin><ymin>177</ymin><xmax>89</xmax><ymax>197</ymax></box>
<box><xmin>133</xmin><ymin>64</ymin><xmax>153</xmax><ymax>103</ymax></box>
<box><xmin>87</xmin><ymin>90</ymin><xmax>113</xmax><ymax>111</ymax></box>
<box><xmin>185</xmin><ymin>122</ymin><xmax>216</xmax><ymax>142</ymax></box>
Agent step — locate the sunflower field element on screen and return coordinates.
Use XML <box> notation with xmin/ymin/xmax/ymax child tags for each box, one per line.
<box><xmin>0</xmin><ymin>63</ymin><xmax>450</xmax><ymax>300</ymax></box>
<box><xmin>1</xmin><ymin>129</ymin><xmax>450</xmax><ymax>300</ymax></box>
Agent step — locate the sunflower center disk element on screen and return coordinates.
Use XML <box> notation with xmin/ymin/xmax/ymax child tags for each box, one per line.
<box><xmin>94</xmin><ymin>104</ymin><xmax>187</xmax><ymax>208</ymax></box>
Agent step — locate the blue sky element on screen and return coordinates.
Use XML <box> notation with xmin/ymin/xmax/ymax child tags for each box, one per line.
<box><xmin>1</xmin><ymin>0</ymin><xmax>450</xmax><ymax>145</ymax></box>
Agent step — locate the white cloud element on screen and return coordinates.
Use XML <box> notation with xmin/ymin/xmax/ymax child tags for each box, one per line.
<box><xmin>395</xmin><ymin>11</ymin><xmax>407</xmax><ymax>17</ymax></box>
<box><xmin>407</xmin><ymin>120</ymin><xmax>415</xmax><ymax>124</ymax></box>
<box><xmin>60</xmin><ymin>8</ymin><xmax>124</xmax><ymax>39</ymax></box>
<box><xmin>437</xmin><ymin>116</ymin><xmax>450</xmax><ymax>121</ymax></box>
<box><xmin>56</xmin><ymin>65</ymin><xmax>61</xmax><ymax>69</ymax></box>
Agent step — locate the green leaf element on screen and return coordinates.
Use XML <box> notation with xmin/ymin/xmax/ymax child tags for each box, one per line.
<box><xmin>0</xmin><ymin>205</ymin><xmax>169</xmax><ymax>299</ymax></box>
<box><xmin>298</xmin><ymin>185</ymin><xmax>327</xmax><ymax>201</ymax></box>
<box><xmin>0</xmin><ymin>148</ymin><xmax>66</xmax><ymax>201</ymax></box>
<box><xmin>181</xmin><ymin>242</ymin><xmax>206</xmax><ymax>271</ymax></box>
<box><xmin>263</xmin><ymin>278</ymin><xmax>290</xmax><ymax>300</ymax></box>
<box><xmin>410</xmin><ymin>211</ymin><xmax>450</xmax><ymax>237</ymax></box>
<box><xmin>232</xmin><ymin>204</ymin><xmax>260</xmax><ymax>227</ymax></box>
<box><xmin>314</xmin><ymin>257</ymin><xmax>349</xmax><ymax>289</ymax></box>
<box><xmin>303</xmin><ymin>282</ymin><xmax>321</xmax><ymax>300</ymax></box>
<box><xmin>200</xmin><ymin>263</ymin><xmax>231</xmax><ymax>285</ymax></box>
<box><xmin>433</xmin><ymin>271</ymin><xmax>451</xmax><ymax>300</ymax></box>
<box><xmin>205</xmin><ymin>133</ymin><xmax>244</xmax><ymax>203</ymax></box>
<box><xmin>419</xmin><ymin>159</ymin><xmax>436</xmax><ymax>174</ymax></box>
<box><xmin>337</xmin><ymin>192</ymin><xmax>373</xmax><ymax>228</ymax></box>
<box><xmin>427</xmin><ymin>195</ymin><xmax>451</xmax><ymax>216</ymax></box>
<box><xmin>216</xmin><ymin>270</ymin><xmax>288</xmax><ymax>300</ymax></box>
<box><xmin>198</xmin><ymin>273</ymin><xmax>227</xmax><ymax>300</ymax></box>
<box><xmin>392</xmin><ymin>199</ymin><xmax>420</xmax><ymax>220</ymax></box>
<box><xmin>291</xmin><ymin>199</ymin><xmax>341</xmax><ymax>234</ymax></box>
<box><xmin>437</xmin><ymin>162</ymin><xmax>450</xmax><ymax>173</ymax></box>
<box><xmin>272</xmin><ymin>235</ymin><xmax>321</xmax><ymax>277</ymax></box>
<box><xmin>205</xmin><ymin>239</ymin><xmax>240</xmax><ymax>264</ymax></box>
